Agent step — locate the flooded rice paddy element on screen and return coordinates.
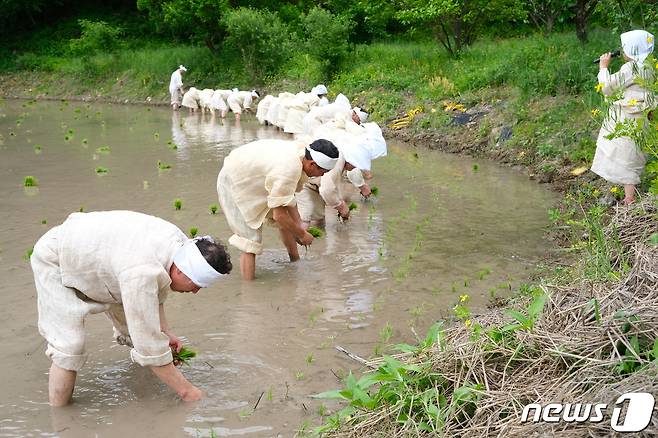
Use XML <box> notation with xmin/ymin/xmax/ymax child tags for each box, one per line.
<box><xmin>0</xmin><ymin>99</ymin><xmax>557</xmax><ymax>437</ymax></box>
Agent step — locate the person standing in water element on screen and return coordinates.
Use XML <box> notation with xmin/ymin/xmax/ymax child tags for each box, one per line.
<box><xmin>169</xmin><ymin>65</ymin><xmax>187</xmax><ymax>110</ymax></box>
<box><xmin>31</xmin><ymin>211</ymin><xmax>232</xmax><ymax>406</ymax></box>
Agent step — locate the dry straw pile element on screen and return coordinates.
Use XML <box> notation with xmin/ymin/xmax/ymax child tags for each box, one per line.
<box><xmin>327</xmin><ymin>199</ymin><xmax>658</xmax><ymax>437</ymax></box>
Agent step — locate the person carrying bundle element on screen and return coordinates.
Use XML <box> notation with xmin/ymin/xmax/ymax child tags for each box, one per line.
<box><xmin>216</xmin><ymin>138</ymin><xmax>339</xmax><ymax>280</ymax></box>
<box><xmin>31</xmin><ymin>211</ymin><xmax>232</xmax><ymax>406</ymax></box>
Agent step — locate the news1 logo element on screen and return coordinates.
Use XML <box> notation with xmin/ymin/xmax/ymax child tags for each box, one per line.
<box><xmin>521</xmin><ymin>392</ymin><xmax>655</xmax><ymax>432</ymax></box>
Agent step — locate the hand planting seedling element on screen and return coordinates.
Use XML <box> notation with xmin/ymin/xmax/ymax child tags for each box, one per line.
<box><xmin>174</xmin><ymin>199</ymin><xmax>182</xmax><ymax>210</ymax></box>
<box><xmin>173</xmin><ymin>346</ymin><xmax>196</xmax><ymax>366</ymax></box>
<box><xmin>308</xmin><ymin>227</ymin><xmax>324</xmax><ymax>238</ymax></box>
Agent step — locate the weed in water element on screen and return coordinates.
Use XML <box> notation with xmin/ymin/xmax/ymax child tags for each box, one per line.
<box><xmin>174</xmin><ymin>199</ymin><xmax>182</xmax><ymax>210</ymax></box>
<box><xmin>189</xmin><ymin>227</ymin><xmax>198</xmax><ymax>238</ymax></box>
<box><xmin>173</xmin><ymin>346</ymin><xmax>196</xmax><ymax>366</ymax></box>
<box><xmin>209</xmin><ymin>204</ymin><xmax>219</xmax><ymax>214</ymax></box>
<box><xmin>379</xmin><ymin>322</ymin><xmax>393</xmax><ymax>343</ymax></box>
<box><xmin>95</xmin><ymin>167</ymin><xmax>109</xmax><ymax>174</ymax></box>
<box><xmin>23</xmin><ymin>176</ymin><xmax>38</xmax><ymax>187</ymax></box>
<box><xmin>157</xmin><ymin>160</ymin><xmax>172</xmax><ymax>170</ymax></box>
<box><xmin>308</xmin><ymin>226</ymin><xmax>324</xmax><ymax>238</ymax></box>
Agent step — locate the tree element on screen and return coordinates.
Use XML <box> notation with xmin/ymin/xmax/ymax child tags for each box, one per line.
<box><xmin>137</xmin><ymin>0</ymin><xmax>229</xmax><ymax>52</ymax></box>
<box><xmin>301</xmin><ymin>7</ymin><xmax>354</xmax><ymax>80</ymax></box>
<box><xmin>595</xmin><ymin>0</ymin><xmax>658</xmax><ymax>33</ymax></box>
<box><xmin>524</xmin><ymin>0</ymin><xmax>572</xmax><ymax>34</ymax></box>
<box><xmin>573</xmin><ymin>0</ymin><xmax>598</xmax><ymax>42</ymax></box>
<box><xmin>396</xmin><ymin>0</ymin><xmax>526</xmax><ymax>57</ymax></box>
<box><xmin>222</xmin><ymin>8</ymin><xmax>293</xmax><ymax>84</ymax></box>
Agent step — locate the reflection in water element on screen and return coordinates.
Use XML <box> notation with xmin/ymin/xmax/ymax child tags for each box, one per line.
<box><xmin>0</xmin><ymin>100</ymin><xmax>557</xmax><ymax>437</ymax></box>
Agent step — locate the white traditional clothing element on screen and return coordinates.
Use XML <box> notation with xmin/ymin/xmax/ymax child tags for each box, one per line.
<box><xmin>256</xmin><ymin>95</ymin><xmax>275</xmax><ymax>124</ymax></box>
<box><xmin>302</xmin><ymin>93</ymin><xmax>351</xmax><ymax>135</ymax></box>
<box><xmin>227</xmin><ymin>90</ymin><xmax>256</xmax><ymax>114</ymax></box>
<box><xmin>31</xmin><ymin>211</ymin><xmax>188</xmax><ymax>371</ymax></box>
<box><xmin>181</xmin><ymin>87</ymin><xmax>200</xmax><ymax>110</ymax></box>
<box><xmin>284</xmin><ymin>92</ymin><xmax>320</xmax><ymax>134</ymax></box>
<box><xmin>265</xmin><ymin>92</ymin><xmax>294</xmax><ymax>126</ymax></box>
<box><xmin>217</xmin><ymin>139</ymin><xmax>309</xmax><ymax>254</ymax></box>
<box><xmin>591</xmin><ymin>34</ymin><xmax>655</xmax><ymax>185</ymax></box>
<box><xmin>297</xmin><ymin>115</ymin><xmax>387</xmax><ymax>222</ymax></box>
<box><xmin>169</xmin><ymin>66</ymin><xmax>186</xmax><ymax>106</ymax></box>
<box><xmin>210</xmin><ymin>89</ymin><xmax>231</xmax><ymax>113</ymax></box>
<box><xmin>274</xmin><ymin>93</ymin><xmax>297</xmax><ymax>128</ymax></box>
<box><xmin>198</xmin><ymin>88</ymin><xmax>215</xmax><ymax>111</ymax></box>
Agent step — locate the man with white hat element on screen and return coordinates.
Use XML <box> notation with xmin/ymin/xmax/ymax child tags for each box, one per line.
<box><xmin>217</xmin><ymin>138</ymin><xmax>340</xmax><ymax>280</ymax></box>
<box><xmin>169</xmin><ymin>65</ymin><xmax>187</xmax><ymax>110</ymax></box>
<box><xmin>30</xmin><ymin>211</ymin><xmax>232</xmax><ymax>406</ymax></box>
<box><xmin>227</xmin><ymin>89</ymin><xmax>260</xmax><ymax>121</ymax></box>
<box><xmin>311</xmin><ymin>84</ymin><xmax>329</xmax><ymax>106</ymax></box>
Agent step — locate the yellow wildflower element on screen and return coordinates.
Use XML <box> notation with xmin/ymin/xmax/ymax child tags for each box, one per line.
<box><xmin>593</xmin><ymin>189</ymin><xmax>600</xmax><ymax>197</ymax></box>
<box><xmin>629</xmin><ymin>98</ymin><xmax>638</xmax><ymax>105</ymax></box>
<box><xmin>465</xmin><ymin>319</ymin><xmax>472</xmax><ymax>328</ymax></box>
<box><xmin>595</xmin><ymin>83</ymin><xmax>604</xmax><ymax>93</ymax></box>
<box><xmin>591</xmin><ymin>109</ymin><xmax>600</xmax><ymax>117</ymax></box>
<box><xmin>648</xmin><ymin>35</ymin><xmax>654</xmax><ymax>44</ymax></box>
<box><xmin>459</xmin><ymin>294</ymin><xmax>469</xmax><ymax>303</ymax></box>
<box><xmin>611</xmin><ymin>186</ymin><xmax>620</xmax><ymax>194</ymax></box>
<box><xmin>431</xmin><ymin>108</ymin><xmax>437</xmax><ymax>113</ymax></box>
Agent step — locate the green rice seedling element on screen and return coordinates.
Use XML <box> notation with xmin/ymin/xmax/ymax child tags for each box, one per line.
<box><xmin>153</xmin><ymin>132</ymin><xmax>160</xmax><ymax>140</ymax></box>
<box><xmin>24</xmin><ymin>248</ymin><xmax>33</xmax><ymax>261</ymax></box>
<box><xmin>41</xmin><ymin>219</ymin><xmax>47</xmax><ymax>225</ymax></box>
<box><xmin>189</xmin><ymin>227</ymin><xmax>198</xmax><ymax>238</ymax></box>
<box><xmin>67</xmin><ymin>129</ymin><xmax>74</xmax><ymax>135</ymax></box>
<box><xmin>64</xmin><ymin>135</ymin><xmax>71</xmax><ymax>141</ymax></box>
<box><xmin>209</xmin><ymin>204</ymin><xmax>219</xmax><ymax>214</ymax></box>
<box><xmin>23</xmin><ymin>176</ymin><xmax>38</xmax><ymax>187</ymax></box>
<box><xmin>294</xmin><ymin>371</ymin><xmax>305</xmax><ymax>380</ymax></box>
<box><xmin>173</xmin><ymin>346</ymin><xmax>196</xmax><ymax>366</ymax></box>
<box><xmin>174</xmin><ymin>199</ymin><xmax>182</xmax><ymax>210</ymax></box>
<box><xmin>348</xmin><ymin>202</ymin><xmax>358</xmax><ymax>211</ymax></box>
<box><xmin>379</xmin><ymin>322</ymin><xmax>393</xmax><ymax>343</ymax></box>
<box><xmin>9</xmin><ymin>131</ymin><xmax>15</xmax><ymax>136</ymax></box>
<box><xmin>370</xmin><ymin>186</ymin><xmax>379</xmax><ymax>196</ymax></box>
<box><xmin>305</xmin><ymin>353</ymin><xmax>314</xmax><ymax>364</ymax></box>
<box><xmin>157</xmin><ymin>160</ymin><xmax>172</xmax><ymax>170</ymax></box>
<box><xmin>74</xmin><ymin>108</ymin><xmax>81</xmax><ymax>114</ymax></box>
<box><xmin>143</xmin><ymin>181</ymin><xmax>150</xmax><ymax>189</ymax></box>
<box><xmin>79</xmin><ymin>207</ymin><xmax>84</xmax><ymax>212</ymax></box>
<box><xmin>16</xmin><ymin>119</ymin><xmax>21</xmax><ymax>126</ymax></box>
<box><xmin>308</xmin><ymin>227</ymin><xmax>324</xmax><ymax>238</ymax></box>
<box><xmin>33</xmin><ymin>144</ymin><xmax>41</xmax><ymax>154</ymax></box>
<box><xmin>169</xmin><ymin>143</ymin><xmax>178</xmax><ymax>150</ymax></box>
<box><xmin>96</xmin><ymin>146</ymin><xmax>111</xmax><ymax>154</ymax></box>
<box><xmin>81</xmin><ymin>138</ymin><xmax>88</xmax><ymax>145</ymax></box>
<box><xmin>95</xmin><ymin>167</ymin><xmax>109</xmax><ymax>174</ymax></box>
<box><xmin>473</xmin><ymin>163</ymin><xmax>479</xmax><ymax>171</ymax></box>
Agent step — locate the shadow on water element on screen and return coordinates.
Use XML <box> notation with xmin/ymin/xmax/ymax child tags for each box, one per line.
<box><xmin>0</xmin><ymin>100</ymin><xmax>557</xmax><ymax>436</ymax></box>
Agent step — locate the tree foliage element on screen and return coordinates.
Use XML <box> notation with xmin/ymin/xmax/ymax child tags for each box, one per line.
<box><xmin>396</xmin><ymin>0</ymin><xmax>526</xmax><ymax>57</ymax></box>
<box><xmin>524</xmin><ymin>0</ymin><xmax>573</xmax><ymax>33</ymax></box>
<box><xmin>69</xmin><ymin>19</ymin><xmax>123</xmax><ymax>55</ymax></box>
<box><xmin>301</xmin><ymin>7</ymin><xmax>354</xmax><ymax>80</ymax></box>
<box><xmin>222</xmin><ymin>7</ymin><xmax>293</xmax><ymax>84</ymax></box>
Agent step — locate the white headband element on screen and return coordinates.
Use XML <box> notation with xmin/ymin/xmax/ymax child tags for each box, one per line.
<box><xmin>251</xmin><ymin>90</ymin><xmax>259</xmax><ymax>98</ymax></box>
<box><xmin>353</xmin><ymin>107</ymin><xmax>368</xmax><ymax>123</ymax></box>
<box><xmin>179</xmin><ymin>65</ymin><xmax>187</xmax><ymax>72</ymax></box>
<box><xmin>306</xmin><ymin>145</ymin><xmax>338</xmax><ymax>170</ymax></box>
<box><xmin>173</xmin><ymin>236</ymin><xmax>224</xmax><ymax>288</ymax></box>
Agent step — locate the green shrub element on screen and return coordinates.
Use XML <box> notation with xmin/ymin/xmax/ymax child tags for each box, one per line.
<box><xmin>222</xmin><ymin>8</ymin><xmax>293</xmax><ymax>84</ymax></box>
<box><xmin>301</xmin><ymin>7</ymin><xmax>354</xmax><ymax>80</ymax></box>
<box><xmin>69</xmin><ymin>20</ymin><xmax>123</xmax><ymax>56</ymax></box>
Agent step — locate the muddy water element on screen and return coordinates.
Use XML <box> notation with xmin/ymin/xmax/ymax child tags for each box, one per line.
<box><xmin>0</xmin><ymin>100</ymin><xmax>557</xmax><ymax>437</ymax></box>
